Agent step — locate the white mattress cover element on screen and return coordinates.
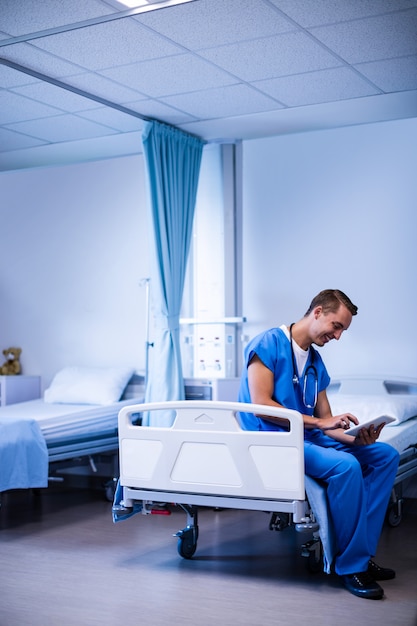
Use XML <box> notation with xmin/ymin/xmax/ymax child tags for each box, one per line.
<box><xmin>0</xmin><ymin>397</ymin><xmax>143</xmax><ymax>444</ymax></box>
<box><xmin>378</xmin><ymin>415</ymin><xmax>417</xmax><ymax>453</ymax></box>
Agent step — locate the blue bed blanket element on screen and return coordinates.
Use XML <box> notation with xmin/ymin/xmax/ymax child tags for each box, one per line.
<box><xmin>0</xmin><ymin>418</ymin><xmax>48</xmax><ymax>492</ymax></box>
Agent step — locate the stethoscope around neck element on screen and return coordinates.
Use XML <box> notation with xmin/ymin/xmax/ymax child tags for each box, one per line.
<box><xmin>289</xmin><ymin>323</ymin><xmax>318</xmax><ymax>409</ymax></box>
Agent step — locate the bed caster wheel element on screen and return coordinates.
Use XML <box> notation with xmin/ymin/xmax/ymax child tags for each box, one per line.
<box><xmin>307</xmin><ymin>550</ymin><xmax>323</xmax><ymax>573</ymax></box>
<box><xmin>301</xmin><ymin>538</ymin><xmax>323</xmax><ymax>573</ymax></box>
<box><xmin>104</xmin><ymin>479</ymin><xmax>117</xmax><ymax>502</ymax></box>
<box><xmin>269</xmin><ymin>512</ymin><xmax>290</xmax><ymax>531</ymax></box>
<box><xmin>386</xmin><ymin>501</ymin><xmax>403</xmax><ymax>527</ymax></box>
<box><xmin>112</xmin><ymin>503</ymin><xmax>134</xmax><ymax>520</ymax></box>
<box><xmin>175</xmin><ymin>527</ymin><xmax>198</xmax><ymax>559</ymax></box>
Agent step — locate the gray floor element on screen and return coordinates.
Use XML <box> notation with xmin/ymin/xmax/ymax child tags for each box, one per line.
<box><xmin>0</xmin><ymin>484</ymin><xmax>416</xmax><ymax>626</ymax></box>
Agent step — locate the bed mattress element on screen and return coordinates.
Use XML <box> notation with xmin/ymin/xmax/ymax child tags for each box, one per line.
<box><xmin>0</xmin><ymin>397</ymin><xmax>143</xmax><ymax>448</ymax></box>
<box><xmin>378</xmin><ymin>416</ymin><xmax>417</xmax><ymax>453</ymax></box>
<box><xmin>328</xmin><ymin>387</ymin><xmax>417</xmax><ymax>455</ymax></box>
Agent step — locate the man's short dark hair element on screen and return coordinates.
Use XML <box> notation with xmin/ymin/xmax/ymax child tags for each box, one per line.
<box><xmin>305</xmin><ymin>289</ymin><xmax>358</xmax><ymax>317</ymax></box>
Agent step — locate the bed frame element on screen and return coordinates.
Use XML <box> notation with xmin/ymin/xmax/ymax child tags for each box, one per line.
<box><xmin>114</xmin><ymin>394</ymin><xmax>417</xmax><ymax>565</ymax></box>
<box><xmin>114</xmin><ymin>401</ymin><xmax>321</xmax><ymax>561</ymax></box>
<box><xmin>0</xmin><ymin>374</ymin><xmax>145</xmax><ymax>507</ymax></box>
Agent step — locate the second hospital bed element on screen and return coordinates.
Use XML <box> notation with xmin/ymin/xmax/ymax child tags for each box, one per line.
<box><xmin>113</xmin><ymin>377</ymin><xmax>417</xmax><ymax>571</ymax></box>
<box><xmin>0</xmin><ymin>367</ymin><xmax>144</xmax><ymax>500</ymax></box>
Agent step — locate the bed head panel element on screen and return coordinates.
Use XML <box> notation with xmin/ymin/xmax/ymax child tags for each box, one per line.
<box><xmin>328</xmin><ymin>377</ymin><xmax>417</xmax><ymax>426</ymax></box>
<box><xmin>328</xmin><ymin>376</ymin><xmax>417</xmax><ymax>396</ymax></box>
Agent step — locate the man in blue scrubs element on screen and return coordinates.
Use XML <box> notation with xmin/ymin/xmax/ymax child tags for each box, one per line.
<box><xmin>238</xmin><ymin>289</ymin><xmax>399</xmax><ymax>599</ymax></box>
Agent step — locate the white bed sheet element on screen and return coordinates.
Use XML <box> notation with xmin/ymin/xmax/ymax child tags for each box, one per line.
<box><xmin>327</xmin><ymin>377</ymin><xmax>417</xmax><ymax>455</ymax></box>
<box><xmin>0</xmin><ymin>397</ymin><xmax>143</xmax><ymax>446</ymax></box>
<box><xmin>378</xmin><ymin>416</ymin><xmax>417</xmax><ymax>453</ymax></box>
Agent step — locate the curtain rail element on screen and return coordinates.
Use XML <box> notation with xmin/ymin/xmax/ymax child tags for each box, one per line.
<box><xmin>0</xmin><ymin>57</ymin><xmax>153</xmax><ymax>122</ymax></box>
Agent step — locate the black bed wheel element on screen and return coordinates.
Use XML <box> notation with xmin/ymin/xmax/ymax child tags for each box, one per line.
<box><xmin>387</xmin><ymin>502</ymin><xmax>402</xmax><ymax>527</ymax></box>
<box><xmin>176</xmin><ymin>528</ymin><xmax>197</xmax><ymax>559</ymax></box>
<box><xmin>302</xmin><ymin>538</ymin><xmax>323</xmax><ymax>573</ymax></box>
<box><xmin>307</xmin><ymin>549</ymin><xmax>323</xmax><ymax>573</ymax></box>
<box><xmin>104</xmin><ymin>479</ymin><xmax>117</xmax><ymax>502</ymax></box>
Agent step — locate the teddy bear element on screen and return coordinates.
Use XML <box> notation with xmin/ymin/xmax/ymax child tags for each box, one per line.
<box><xmin>1</xmin><ymin>347</ymin><xmax>22</xmax><ymax>375</ymax></box>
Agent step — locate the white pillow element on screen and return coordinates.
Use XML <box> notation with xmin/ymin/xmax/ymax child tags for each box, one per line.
<box><xmin>44</xmin><ymin>366</ymin><xmax>134</xmax><ymax>405</ymax></box>
<box><xmin>328</xmin><ymin>393</ymin><xmax>417</xmax><ymax>426</ymax></box>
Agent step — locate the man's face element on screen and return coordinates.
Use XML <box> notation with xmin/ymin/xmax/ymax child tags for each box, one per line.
<box><xmin>311</xmin><ymin>304</ymin><xmax>352</xmax><ymax>347</ymax></box>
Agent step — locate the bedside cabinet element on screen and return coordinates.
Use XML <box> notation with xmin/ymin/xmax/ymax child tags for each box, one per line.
<box><xmin>0</xmin><ymin>375</ymin><xmax>41</xmax><ymax>406</ymax></box>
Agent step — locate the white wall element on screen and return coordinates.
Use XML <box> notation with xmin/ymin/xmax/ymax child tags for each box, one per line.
<box><xmin>242</xmin><ymin>117</ymin><xmax>417</xmax><ymax>380</ymax></box>
<box><xmin>2</xmin><ymin>118</ymin><xmax>416</xmax><ymax>392</ymax></box>
<box><xmin>0</xmin><ymin>154</ymin><xmax>150</xmax><ymax>391</ymax></box>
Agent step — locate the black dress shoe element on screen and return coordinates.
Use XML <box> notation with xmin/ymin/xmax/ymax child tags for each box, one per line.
<box><xmin>368</xmin><ymin>559</ymin><xmax>396</xmax><ymax>580</ymax></box>
<box><xmin>341</xmin><ymin>571</ymin><xmax>384</xmax><ymax>599</ymax></box>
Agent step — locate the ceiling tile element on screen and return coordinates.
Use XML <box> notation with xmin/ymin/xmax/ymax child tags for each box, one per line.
<box><xmin>77</xmin><ymin>107</ymin><xmax>144</xmax><ymax>132</ymax></box>
<box><xmin>5</xmin><ymin>114</ymin><xmax>119</xmax><ymax>142</ymax></box>
<box><xmin>0</xmin><ymin>63</ymin><xmax>38</xmax><ymax>88</ymax></box>
<box><xmin>0</xmin><ymin>0</ymin><xmax>114</xmax><ymax>36</ymax></box>
<box><xmin>32</xmin><ymin>18</ymin><xmax>183</xmax><ymax>71</ymax></box>
<box><xmin>160</xmin><ymin>84</ymin><xmax>283</xmax><ymax>119</ymax></box>
<box><xmin>0</xmin><ymin>127</ymin><xmax>48</xmax><ymax>152</ymax></box>
<box><xmin>12</xmin><ymin>81</ymin><xmax>101</xmax><ymax>112</ymax></box>
<box><xmin>123</xmin><ymin>99</ymin><xmax>196</xmax><ymax>125</ymax></box>
<box><xmin>198</xmin><ymin>32</ymin><xmax>343</xmax><ymax>82</ymax></box>
<box><xmin>270</xmin><ymin>0</ymin><xmax>417</xmax><ymax>27</ymax></box>
<box><xmin>356</xmin><ymin>56</ymin><xmax>417</xmax><ymax>92</ymax></box>
<box><xmin>0</xmin><ymin>90</ymin><xmax>63</xmax><ymax>124</ymax></box>
<box><xmin>100</xmin><ymin>54</ymin><xmax>237</xmax><ymax>97</ymax></box>
<box><xmin>65</xmin><ymin>72</ymin><xmax>147</xmax><ymax>103</ymax></box>
<box><xmin>136</xmin><ymin>0</ymin><xmax>294</xmax><ymax>49</ymax></box>
<box><xmin>309</xmin><ymin>9</ymin><xmax>417</xmax><ymax>63</ymax></box>
<box><xmin>254</xmin><ymin>67</ymin><xmax>380</xmax><ymax>107</ymax></box>
<box><xmin>0</xmin><ymin>41</ymin><xmax>89</xmax><ymax>77</ymax></box>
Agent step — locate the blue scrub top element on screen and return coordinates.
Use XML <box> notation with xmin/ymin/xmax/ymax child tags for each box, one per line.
<box><xmin>238</xmin><ymin>327</ymin><xmax>330</xmax><ymax>431</ymax></box>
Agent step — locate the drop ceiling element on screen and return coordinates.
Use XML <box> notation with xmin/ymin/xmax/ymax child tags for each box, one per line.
<box><xmin>1</xmin><ymin>0</ymin><xmax>417</xmax><ymax>171</ymax></box>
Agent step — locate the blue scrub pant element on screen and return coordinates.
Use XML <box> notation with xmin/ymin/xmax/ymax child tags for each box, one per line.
<box><xmin>304</xmin><ymin>432</ymin><xmax>400</xmax><ymax>576</ymax></box>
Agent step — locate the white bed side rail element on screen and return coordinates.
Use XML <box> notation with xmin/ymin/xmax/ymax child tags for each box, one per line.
<box><xmin>118</xmin><ymin>401</ymin><xmax>305</xmax><ymax>502</ymax></box>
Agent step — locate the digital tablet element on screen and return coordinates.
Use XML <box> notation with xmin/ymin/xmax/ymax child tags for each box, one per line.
<box><xmin>345</xmin><ymin>415</ymin><xmax>396</xmax><ymax>438</ymax></box>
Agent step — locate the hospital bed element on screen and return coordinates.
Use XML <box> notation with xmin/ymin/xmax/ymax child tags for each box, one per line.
<box><xmin>0</xmin><ymin>368</ymin><xmax>144</xmax><ymax>501</ymax></box>
<box><xmin>328</xmin><ymin>376</ymin><xmax>417</xmax><ymax>527</ymax></box>
<box><xmin>113</xmin><ymin>377</ymin><xmax>417</xmax><ymax>571</ymax></box>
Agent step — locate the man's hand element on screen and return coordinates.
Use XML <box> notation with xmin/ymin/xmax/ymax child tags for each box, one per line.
<box><xmin>352</xmin><ymin>422</ymin><xmax>386</xmax><ymax>446</ymax></box>
<box><xmin>318</xmin><ymin>412</ymin><xmax>358</xmax><ymax>432</ymax></box>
